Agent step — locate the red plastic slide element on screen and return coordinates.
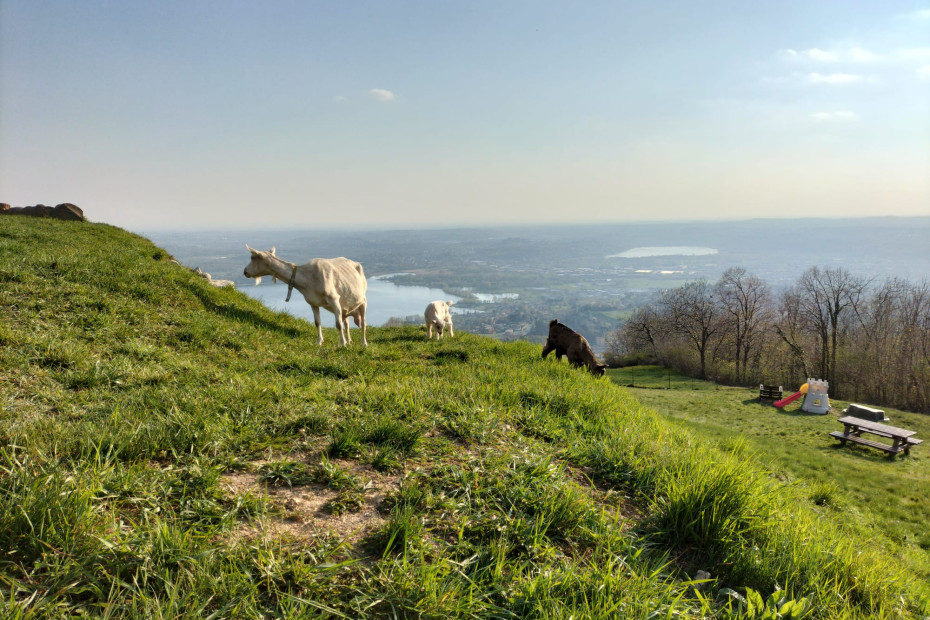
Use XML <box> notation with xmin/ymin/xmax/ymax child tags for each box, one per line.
<box><xmin>774</xmin><ymin>391</ymin><xmax>803</xmax><ymax>408</ymax></box>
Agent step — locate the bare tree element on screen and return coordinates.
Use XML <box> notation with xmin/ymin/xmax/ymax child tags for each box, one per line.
<box><xmin>849</xmin><ymin>278</ymin><xmax>908</xmax><ymax>402</ymax></box>
<box><xmin>899</xmin><ymin>280</ymin><xmax>930</xmax><ymax>412</ymax></box>
<box><xmin>795</xmin><ymin>267</ymin><xmax>868</xmax><ymax>394</ymax></box>
<box><xmin>849</xmin><ymin>278</ymin><xmax>930</xmax><ymax>412</ymax></box>
<box><xmin>603</xmin><ymin>304</ymin><xmax>665</xmax><ymax>365</ymax></box>
<box><xmin>662</xmin><ymin>280</ymin><xmax>721</xmax><ymax>379</ymax></box>
<box><xmin>775</xmin><ymin>287</ymin><xmax>811</xmax><ymax>382</ymax></box>
<box><xmin>715</xmin><ymin>267</ymin><xmax>770</xmax><ymax>383</ymax></box>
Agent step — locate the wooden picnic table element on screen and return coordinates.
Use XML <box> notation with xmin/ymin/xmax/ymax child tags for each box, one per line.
<box><xmin>830</xmin><ymin>416</ymin><xmax>922</xmax><ymax>457</ymax></box>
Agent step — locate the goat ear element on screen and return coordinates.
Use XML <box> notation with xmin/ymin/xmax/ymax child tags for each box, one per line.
<box><xmin>246</xmin><ymin>244</ymin><xmax>259</xmax><ymax>256</ymax></box>
<box><xmin>270</xmin><ymin>246</ymin><xmax>276</xmax><ymax>256</ymax></box>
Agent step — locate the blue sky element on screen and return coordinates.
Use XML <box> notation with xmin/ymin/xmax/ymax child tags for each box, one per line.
<box><xmin>2</xmin><ymin>1</ymin><xmax>928</xmax><ymax>230</ymax></box>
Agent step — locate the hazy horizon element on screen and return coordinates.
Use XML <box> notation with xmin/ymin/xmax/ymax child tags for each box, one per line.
<box><xmin>134</xmin><ymin>213</ymin><xmax>930</xmax><ymax>235</ymax></box>
<box><xmin>3</xmin><ymin>1</ymin><xmax>929</xmax><ymax>230</ymax></box>
<box><xmin>146</xmin><ymin>216</ymin><xmax>930</xmax><ymax>283</ymax></box>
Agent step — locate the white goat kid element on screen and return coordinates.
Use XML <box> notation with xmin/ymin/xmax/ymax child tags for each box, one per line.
<box><xmin>193</xmin><ymin>267</ymin><xmax>235</xmax><ymax>288</ymax></box>
<box><xmin>243</xmin><ymin>246</ymin><xmax>368</xmax><ymax>347</ymax></box>
<box><xmin>425</xmin><ymin>300</ymin><xmax>454</xmax><ymax>340</ymax></box>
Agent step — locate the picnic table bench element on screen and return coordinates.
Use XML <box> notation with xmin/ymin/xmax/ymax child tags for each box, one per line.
<box><xmin>758</xmin><ymin>384</ymin><xmax>783</xmax><ymax>401</ymax></box>
<box><xmin>829</xmin><ymin>416</ymin><xmax>922</xmax><ymax>457</ymax></box>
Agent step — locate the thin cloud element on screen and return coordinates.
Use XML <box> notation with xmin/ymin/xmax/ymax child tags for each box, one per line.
<box><xmin>779</xmin><ymin>47</ymin><xmax>879</xmax><ymax>62</ymax></box>
<box><xmin>368</xmin><ymin>88</ymin><xmax>396</xmax><ymax>102</ymax></box>
<box><xmin>807</xmin><ymin>72</ymin><xmax>862</xmax><ymax>85</ymax></box>
<box><xmin>811</xmin><ymin>110</ymin><xmax>859</xmax><ymax>122</ymax></box>
<box><xmin>807</xmin><ymin>48</ymin><xmax>839</xmax><ymax>62</ymax></box>
<box><xmin>333</xmin><ymin>95</ymin><xmax>347</xmax><ymax>103</ymax></box>
<box><xmin>848</xmin><ymin>47</ymin><xmax>880</xmax><ymax>62</ymax></box>
<box><xmin>779</xmin><ymin>48</ymin><xmax>836</xmax><ymax>62</ymax></box>
<box><xmin>918</xmin><ymin>65</ymin><xmax>930</xmax><ymax>78</ymax></box>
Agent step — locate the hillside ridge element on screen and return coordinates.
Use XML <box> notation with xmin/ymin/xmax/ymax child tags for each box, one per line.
<box><xmin>0</xmin><ymin>217</ymin><xmax>926</xmax><ymax>618</ymax></box>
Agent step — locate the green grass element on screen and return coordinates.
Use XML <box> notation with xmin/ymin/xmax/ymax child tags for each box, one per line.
<box><xmin>0</xmin><ymin>217</ymin><xmax>928</xmax><ymax>618</ymax></box>
<box><xmin>610</xmin><ymin>365</ymin><xmax>930</xmax><ymax>579</ymax></box>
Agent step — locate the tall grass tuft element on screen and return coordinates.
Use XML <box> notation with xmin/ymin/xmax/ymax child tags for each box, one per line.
<box><xmin>647</xmin><ymin>452</ymin><xmax>777</xmax><ymax>557</ymax></box>
<box><xmin>327</xmin><ymin>425</ymin><xmax>362</xmax><ymax>458</ymax></box>
<box><xmin>363</xmin><ymin>418</ymin><xmax>422</xmax><ymax>455</ymax></box>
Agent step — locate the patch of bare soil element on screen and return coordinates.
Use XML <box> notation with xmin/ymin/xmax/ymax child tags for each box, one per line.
<box><xmin>223</xmin><ymin>455</ymin><xmax>401</xmax><ymax>548</ymax></box>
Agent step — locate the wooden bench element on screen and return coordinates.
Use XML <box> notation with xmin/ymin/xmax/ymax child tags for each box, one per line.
<box><xmin>827</xmin><ymin>432</ymin><xmax>920</xmax><ymax>455</ymax></box>
<box><xmin>830</xmin><ymin>416</ymin><xmax>922</xmax><ymax>457</ymax></box>
<box><xmin>758</xmin><ymin>384</ymin><xmax>783</xmax><ymax>401</ymax></box>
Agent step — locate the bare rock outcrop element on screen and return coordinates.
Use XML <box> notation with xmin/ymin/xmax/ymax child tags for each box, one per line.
<box><xmin>0</xmin><ymin>203</ymin><xmax>85</xmax><ymax>221</ymax></box>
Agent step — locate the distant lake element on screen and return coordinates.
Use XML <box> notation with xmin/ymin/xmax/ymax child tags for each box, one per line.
<box><xmin>607</xmin><ymin>246</ymin><xmax>718</xmax><ymax>258</ymax></box>
<box><xmin>239</xmin><ymin>275</ymin><xmax>461</xmax><ymax>327</ymax></box>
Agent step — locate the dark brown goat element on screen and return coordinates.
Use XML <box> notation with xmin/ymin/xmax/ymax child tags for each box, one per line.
<box><xmin>541</xmin><ymin>319</ymin><xmax>607</xmax><ymax>377</ymax></box>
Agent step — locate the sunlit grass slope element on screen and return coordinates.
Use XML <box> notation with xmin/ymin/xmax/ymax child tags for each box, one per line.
<box><xmin>616</xmin><ymin>366</ymin><xmax>930</xmax><ymax>583</ymax></box>
<box><xmin>1</xmin><ymin>217</ymin><xmax>927</xmax><ymax>618</ymax></box>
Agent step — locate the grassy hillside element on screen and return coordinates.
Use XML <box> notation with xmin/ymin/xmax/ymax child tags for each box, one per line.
<box><xmin>617</xmin><ymin>366</ymin><xmax>930</xmax><ymax>560</ymax></box>
<box><xmin>1</xmin><ymin>217</ymin><xmax>927</xmax><ymax>618</ymax></box>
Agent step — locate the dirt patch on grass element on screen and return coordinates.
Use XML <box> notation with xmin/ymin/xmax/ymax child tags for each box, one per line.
<box><xmin>223</xmin><ymin>455</ymin><xmax>400</xmax><ymax>548</ymax></box>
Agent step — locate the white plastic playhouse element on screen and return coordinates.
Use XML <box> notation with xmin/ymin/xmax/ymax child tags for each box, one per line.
<box><xmin>801</xmin><ymin>378</ymin><xmax>830</xmax><ymax>414</ymax></box>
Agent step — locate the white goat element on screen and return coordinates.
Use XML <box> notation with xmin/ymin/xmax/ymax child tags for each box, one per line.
<box><xmin>425</xmin><ymin>300</ymin><xmax>454</xmax><ymax>339</ymax></box>
<box><xmin>243</xmin><ymin>246</ymin><xmax>368</xmax><ymax>346</ymax></box>
<box><xmin>194</xmin><ymin>267</ymin><xmax>234</xmax><ymax>288</ymax></box>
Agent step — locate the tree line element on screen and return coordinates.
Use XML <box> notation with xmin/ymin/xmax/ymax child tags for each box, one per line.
<box><xmin>604</xmin><ymin>267</ymin><xmax>930</xmax><ymax>414</ymax></box>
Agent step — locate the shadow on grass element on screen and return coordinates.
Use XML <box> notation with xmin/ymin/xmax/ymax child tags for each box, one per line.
<box><xmin>372</xmin><ymin>328</ymin><xmax>427</xmax><ymax>344</ymax></box>
<box><xmin>186</xmin><ymin>283</ymin><xmax>303</xmax><ymax>337</ymax></box>
<box><xmin>428</xmin><ymin>349</ymin><xmax>469</xmax><ymax>364</ymax></box>
<box><xmin>273</xmin><ymin>359</ymin><xmax>351</xmax><ymax>380</ymax></box>
<box><xmin>823</xmin><ymin>442</ymin><xmax>906</xmax><ymax>462</ymax></box>
<box><xmin>777</xmin><ymin>408</ymin><xmax>830</xmax><ymax>418</ymax></box>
